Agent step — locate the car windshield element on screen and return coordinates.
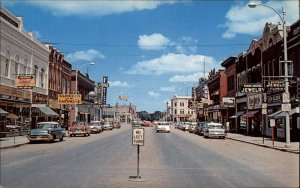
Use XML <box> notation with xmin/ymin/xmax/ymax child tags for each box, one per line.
<box><xmin>88</xmin><ymin>123</ymin><xmax>98</xmax><ymax>126</ymax></box>
<box><xmin>2</xmin><ymin>2</ymin><xmax>299</xmax><ymax>188</ymax></box>
<box><xmin>36</xmin><ymin>123</ymin><xmax>55</xmax><ymax>129</ymax></box>
<box><xmin>208</xmin><ymin>124</ymin><xmax>223</xmax><ymax>129</ymax></box>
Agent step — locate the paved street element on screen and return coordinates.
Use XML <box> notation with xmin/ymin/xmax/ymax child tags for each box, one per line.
<box><xmin>1</xmin><ymin>125</ymin><xmax>299</xmax><ymax>188</ymax></box>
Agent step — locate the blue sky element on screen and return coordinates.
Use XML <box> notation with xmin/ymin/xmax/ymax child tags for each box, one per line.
<box><xmin>3</xmin><ymin>0</ymin><xmax>299</xmax><ymax>113</ymax></box>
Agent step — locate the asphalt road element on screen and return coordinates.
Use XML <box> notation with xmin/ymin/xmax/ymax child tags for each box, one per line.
<box><xmin>1</xmin><ymin>124</ymin><xmax>299</xmax><ymax>188</ymax></box>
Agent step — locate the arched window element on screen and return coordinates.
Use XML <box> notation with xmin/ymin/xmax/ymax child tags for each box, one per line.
<box><xmin>4</xmin><ymin>51</ymin><xmax>10</xmax><ymax>77</ymax></box>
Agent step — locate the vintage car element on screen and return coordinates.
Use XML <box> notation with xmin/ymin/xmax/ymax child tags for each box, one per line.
<box><xmin>113</xmin><ymin>121</ymin><xmax>121</xmax><ymax>129</ymax></box>
<box><xmin>132</xmin><ymin>121</ymin><xmax>141</xmax><ymax>128</ymax></box>
<box><xmin>88</xmin><ymin>121</ymin><xmax>103</xmax><ymax>133</ymax></box>
<box><xmin>188</xmin><ymin>122</ymin><xmax>198</xmax><ymax>133</ymax></box>
<box><xmin>156</xmin><ymin>121</ymin><xmax>171</xmax><ymax>133</ymax></box>
<box><xmin>69</xmin><ymin>121</ymin><xmax>91</xmax><ymax>137</ymax></box>
<box><xmin>27</xmin><ymin>122</ymin><xmax>64</xmax><ymax>143</ymax></box>
<box><xmin>203</xmin><ymin>122</ymin><xmax>226</xmax><ymax>139</ymax></box>
<box><xmin>102</xmin><ymin>121</ymin><xmax>113</xmax><ymax>130</ymax></box>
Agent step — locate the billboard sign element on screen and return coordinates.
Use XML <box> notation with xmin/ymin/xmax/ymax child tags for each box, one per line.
<box><xmin>16</xmin><ymin>75</ymin><xmax>35</xmax><ymax>89</ymax></box>
<box><xmin>58</xmin><ymin>94</ymin><xmax>82</xmax><ymax>104</ymax></box>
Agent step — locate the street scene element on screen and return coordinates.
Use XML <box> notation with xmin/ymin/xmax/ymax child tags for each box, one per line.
<box><xmin>0</xmin><ymin>1</ymin><xmax>300</xmax><ymax>187</ymax></box>
<box><xmin>1</xmin><ymin>123</ymin><xmax>299</xmax><ymax>188</ymax></box>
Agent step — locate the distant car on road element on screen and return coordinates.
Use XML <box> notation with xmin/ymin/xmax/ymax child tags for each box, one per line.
<box><xmin>103</xmin><ymin>121</ymin><xmax>113</xmax><ymax>130</ymax></box>
<box><xmin>156</xmin><ymin>121</ymin><xmax>171</xmax><ymax>133</ymax></box>
<box><xmin>28</xmin><ymin>122</ymin><xmax>64</xmax><ymax>143</ymax></box>
<box><xmin>132</xmin><ymin>121</ymin><xmax>141</xmax><ymax>127</ymax></box>
<box><xmin>203</xmin><ymin>122</ymin><xmax>226</xmax><ymax>139</ymax></box>
<box><xmin>88</xmin><ymin>121</ymin><xmax>103</xmax><ymax>133</ymax></box>
<box><xmin>113</xmin><ymin>121</ymin><xmax>121</xmax><ymax>129</ymax></box>
<box><xmin>69</xmin><ymin>121</ymin><xmax>91</xmax><ymax>137</ymax></box>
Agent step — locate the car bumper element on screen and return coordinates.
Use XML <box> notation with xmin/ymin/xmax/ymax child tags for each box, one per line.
<box><xmin>207</xmin><ymin>132</ymin><xmax>226</xmax><ymax>137</ymax></box>
<box><xmin>69</xmin><ymin>130</ymin><xmax>89</xmax><ymax>135</ymax></box>
<box><xmin>28</xmin><ymin>134</ymin><xmax>53</xmax><ymax>142</ymax></box>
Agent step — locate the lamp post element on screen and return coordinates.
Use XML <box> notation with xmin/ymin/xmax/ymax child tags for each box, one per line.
<box><xmin>248</xmin><ymin>2</ymin><xmax>290</xmax><ymax>147</ymax></box>
<box><xmin>74</xmin><ymin>62</ymin><xmax>95</xmax><ymax>122</ymax></box>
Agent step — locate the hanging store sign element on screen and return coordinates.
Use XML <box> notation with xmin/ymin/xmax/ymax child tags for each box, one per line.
<box><xmin>16</xmin><ymin>75</ymin><xmax>35</xmax><ymax>89</ymax></box>
<box><xmin>58</xmin><ymin>94</ymin><xmax>82</xmax><ymax>104</ymax></box>
<box><xmin>222</xmin><ymin>97</ymin><xmax>235</xmax><ymax>107</ymax></box>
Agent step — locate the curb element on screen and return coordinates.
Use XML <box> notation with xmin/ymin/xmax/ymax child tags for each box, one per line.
<box><xmin>227</xmin><ymin>137</ymin><xmax>299</xmax><ymax>154</ymax></box>
<box><xmin>0</xmin><ymin>142</ymin><xmax>29</xmax><ymax>150</ymax></box>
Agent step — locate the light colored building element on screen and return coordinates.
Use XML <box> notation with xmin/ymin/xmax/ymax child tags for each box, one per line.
<box><xmin>0</xmin><ymin>5</ymin><xmax>49</xmax><ymax>129</ymax></box>
<box><xmin>170</xmin><ymin>95</ymin><xmax>196</xmax><ymax>122</ymax></box>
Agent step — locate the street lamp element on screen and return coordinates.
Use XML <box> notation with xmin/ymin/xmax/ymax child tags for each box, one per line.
<box><xmin>248</xmin><ymin>2</ymin><xmax>291</xmax><ymax>147</ymax></box>
<box><xmin>74</xmin><ymin>62</ymin><xmax>95</xmax><ymax>122</ymax></box>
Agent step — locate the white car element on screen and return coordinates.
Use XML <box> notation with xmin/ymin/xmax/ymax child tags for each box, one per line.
<box><xmin>156</xmin><ymin>122</ymin><xmax>171</xmax><ymax>133</ymax></box>
<box><xmin>203</xmin><ymin>122</ymin><xmax>226</xmax><ymax>139</ymax></box>
<box><xmin>88</xmin><ymin>121</ymin><xmax>103</xmax><ymax>133</ymax></box>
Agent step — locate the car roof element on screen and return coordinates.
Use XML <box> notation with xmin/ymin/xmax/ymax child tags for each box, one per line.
<box><xmin>37</xmin><ymin>122</ymin><xmax>59</xmax><ymax>124</ymax></box>
<box><xmin>207</xmin><ymin>122</ymin><xmax>223</xmax><ymax>125</ymax></box>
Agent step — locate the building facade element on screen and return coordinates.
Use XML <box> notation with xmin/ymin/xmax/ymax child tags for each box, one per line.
<box><xmin>0</xmin><ymin>6</ymin><xmax>49</xmax><ymax>129</ymax></box>
<box><xmin>170</xmin><ymin>96</ymin><xmax>196</xmax><ymax>122</ymax></box>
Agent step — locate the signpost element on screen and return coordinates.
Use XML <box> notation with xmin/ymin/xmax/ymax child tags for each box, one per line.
<box><xmin>270</xmin><ymin>119</ymin><xmax>276</xmax><ymax>146</ymax></box>
<box><xmin>129</xmin><ymin>128</ymin><xmax>146</xmax><ymax>182</ymax></box>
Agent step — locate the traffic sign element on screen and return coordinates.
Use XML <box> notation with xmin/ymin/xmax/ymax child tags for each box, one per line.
<box><xmin>132</xmin><ymin>128</ymin><xmax>145</xmax><ymax>146</ymax></box>
<box><xmin>262</xmin><ymin>109</ymin><xmax>267</xmax><ymax>115</ymax></box>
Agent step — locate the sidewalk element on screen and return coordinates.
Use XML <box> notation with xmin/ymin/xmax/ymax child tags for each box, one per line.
<box><xmin>227</xmin><ymin>133</ymin><xmax>299</xmax><ymax>154</ymax></box>
<box><xmin>0</xmin><ymin>135</ymin><xmax>29</xmax><ymax>149</ymax></box>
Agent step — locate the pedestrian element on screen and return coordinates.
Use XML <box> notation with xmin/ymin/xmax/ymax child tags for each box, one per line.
<box><xmin>226</xmin><ymin>121</ymin><xmax>230</xmax><ymax>132</ymax></box>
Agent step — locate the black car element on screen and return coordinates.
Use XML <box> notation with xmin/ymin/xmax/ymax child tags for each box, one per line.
<box><xmin>196</xmin><ymin>122</ymin><xmax>206</xmax><ymax>136</ymax></box>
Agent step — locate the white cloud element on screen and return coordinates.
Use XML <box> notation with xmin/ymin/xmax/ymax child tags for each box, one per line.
<box><xmin>26</xmin><ymin>1</ymin><xmax>175</xmax><ymax>16</ymax></box>
<box><xmin>66</xmin><ymin>49</ymin><xmax>105</xmax><ymax>62</ymax></box>
<box><xmin>160</xmin><ymin>86</ymin><xmax>176</xmax><ymax>93</ymax></box>
<box><xmin>222</xmin><ymin>1</ymin><xmax>299</xmax><ymax>39</ymax></box>
<box><xmin>148</xmin><ymin>91</ymin><xmax>160</xmax><ymax>98</ymax></box>
<box><xmin>169</xmin><ymin>72</ymin><xmax>202</xmax><ymax>83</ymax></box>
<box><xmin>126</xmin><ymin>53</ymin><xmax>216</xmax><ymax>75</ymax></box>
<box><xmin>138</xmin><ymin>33</ymin><xmax>171</xmax><ymax>50</ymax></box>
<box><xmin>109</xmin><ymin>81</ymin><xmax>132</xmax><ymax>87</ymax></box>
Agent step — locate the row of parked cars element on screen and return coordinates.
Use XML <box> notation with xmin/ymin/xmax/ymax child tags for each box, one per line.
<box><xmin>175</xmin><ymin>121</ymin><xmax>227</xmax><ymax>139</ymax></box>
<box><xmin>27</xmin><ymin>120</ymin><xmax>121</xmax><ymax>143</ymax></box>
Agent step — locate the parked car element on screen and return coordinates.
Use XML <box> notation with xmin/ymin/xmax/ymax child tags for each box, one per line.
<box><xmin>88</xmin><ymin>121</ymin><xmax>103</xmax><ymax>133</ymax></box>
<box><xmin>102</xmin><ymin>121</ymin><xmax>113</xmax><ymax>130</ymax></box>
<box><xmin>69</xmin><ymin>121</ymin><xmax>91</xmax><ymax>137</ymax></box>
<box><xmin>113</xmin><ymin>121</ymin><xmax>121</xmax><ymax>129</ymax></box>
<box><xmin>175</xmin><ymin>122</ymin><xmax>181</xmax><ymax>129</ymax></box>
<box><xmin>156</xmin><ymin>121</ymin><xmax>171</xmax><ymax>133</ymax></box>
<box><xmin>195</xmin><ymin>122</ymin><xmax>206</xmax><ymax>135</ymax></box>
<box><xmin>188</xmin><ymin>122</ymin><xmax>197</xmax><ymax>133</ymax></box>
<box><xmin>28</xmin><ymin>122</ymin><xmax>64</xmax><ymax>143</ymax></box>
<box><xmin>203</xmin><ymin>122</ymin><xmax>226</xmax><ymax>139</ymax></box>
<box><xmin>180</xmin><ymin>122</ymin><xmax>190</xmax><ymax>131</ymax></box>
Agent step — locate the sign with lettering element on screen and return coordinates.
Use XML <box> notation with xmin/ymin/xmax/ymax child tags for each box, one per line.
<box><xmin>16</xmin><ymin>75</ymin><xmax>35</xmax><ymax>89</ymax></box>
<box><xmin>132</xmin><ymin>128</ymin><xmax>145</xmax><ymax>146</ymax></box>
<box><xmin>242</xmin><ymin>84</ymin><xmax>263</xmax><ymax>93</ymax></box>
<box><xmin>58</xmin><ymin>94</ymin><xmax>82</xmax><ymax>104</ymax></box>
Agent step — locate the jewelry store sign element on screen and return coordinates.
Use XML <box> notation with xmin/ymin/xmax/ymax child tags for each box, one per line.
<box><xmin>132</xmin><ymin>128</ymin><xmax>144</xmax><ymax>146</ymax></box>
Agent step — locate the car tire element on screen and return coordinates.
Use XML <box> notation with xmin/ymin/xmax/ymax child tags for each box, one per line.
<box><xmin>59</xmin><ymin>136</ymin><xmax>63</xmax><ymax>141</ymax></box>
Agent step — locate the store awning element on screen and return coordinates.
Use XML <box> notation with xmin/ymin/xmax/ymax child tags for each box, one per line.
<box><xmin>0</xmin><ymin>108</ymin><xmax>8</xmax><ymax>116</ymax></box>
<box><xmin>243</xmin><ymin>110</ymin><xmax>259</xmax><ymax>118</ymax></box>
<box><xmin>7</xmin><ymin>113</ymin><xmax>18</xmax><ymax>119</ymax></box>
<box><xmin>38</xmin><ymin>107</ymin><xmax>58</xmax><ymax>116</ymax></box>
<box><xmin>230</xmin><ymin>111</ymin><xmax>245</xmax><ymax>118</ymax></box>
<box><xmin>268</xmin><ymin>108</ymin><xmax>297</xmax><ymax>119</ymax></box>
